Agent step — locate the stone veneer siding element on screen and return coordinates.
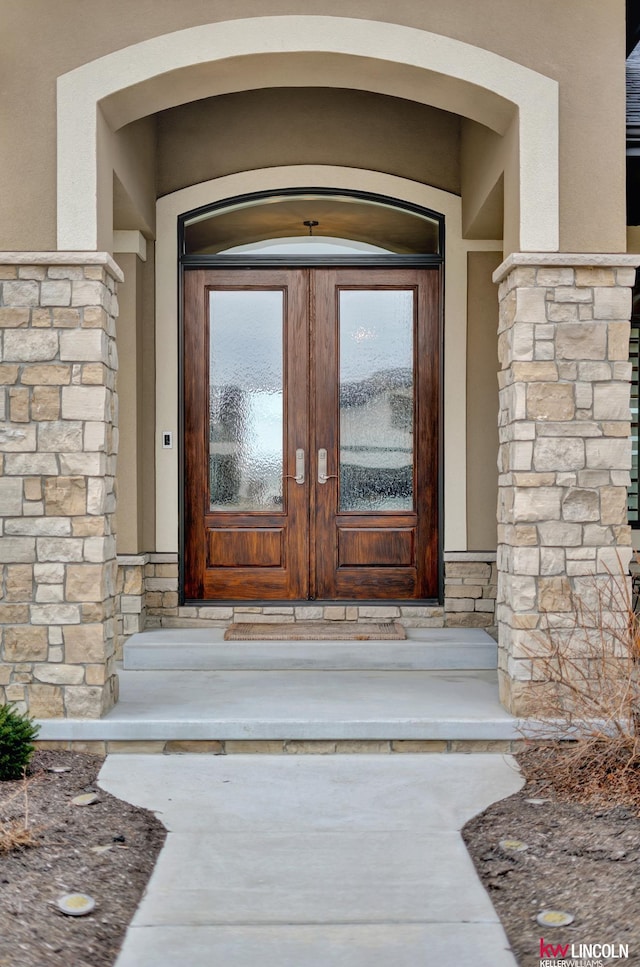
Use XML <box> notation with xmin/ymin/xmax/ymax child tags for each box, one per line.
<box><xmin>36</xmin><ymin>739</ymin><xmax>526</xmax><ymax>755</ymax></box>
<box><xmin>114</xmin><ymin>551</ymin><xmax>497</xmax><ymax>656</ymax></box>
<box><xmin>0</xmin><ymin>254</ymin><xmax>121</xmax><ymax>718</ymax></box>
<box><xmin>494</xmin><ymin>253</ymin><xmax>640</xmax><ymax>716</ymax></box>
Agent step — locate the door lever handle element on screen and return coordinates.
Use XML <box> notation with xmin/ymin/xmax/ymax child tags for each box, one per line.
<box><xmin>317</xmin><ymin>448</ymin><xmax>338</xmax><ymax>485</ymax></box>
<box><xmin>285</xmin><ymin>448</ymin><xmax>305</xmax><ymax>485</ymax></box>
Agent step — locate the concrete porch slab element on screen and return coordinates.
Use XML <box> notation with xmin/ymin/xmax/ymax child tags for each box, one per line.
<box><xmin>36</xmin><ymin>667</ymin><xmax>520</xmax><ymax>742</ymax></box>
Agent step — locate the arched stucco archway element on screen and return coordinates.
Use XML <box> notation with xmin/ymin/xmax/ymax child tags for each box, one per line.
<box><xmin>56</xmin><ymin>15</ymin><xmax>559</xmax><ymax>255</ymax></box>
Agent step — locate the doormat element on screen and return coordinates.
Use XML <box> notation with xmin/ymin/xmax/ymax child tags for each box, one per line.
<box><xmin>224</xmin><ymin>621</ymin><xmax>406</xmax><ymax>641</ymax></box>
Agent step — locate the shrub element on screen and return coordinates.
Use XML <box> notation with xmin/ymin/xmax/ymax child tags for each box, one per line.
<box><xmin>0</xmin><ymin>704</ymin><xmax>39</xmax><ymax>781</ymax></box>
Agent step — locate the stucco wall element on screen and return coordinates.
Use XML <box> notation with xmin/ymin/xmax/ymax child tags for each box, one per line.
<box><xmin>111</xmin><ymin>118</ymin><xmax>157</xmax><ymax>237</ymax></box>
<box><xmin>0</xmin><ymin>0</ymin><xmax>626</xmax><ymax>253</ymax></box>
<box><xmin>113</xmin><ymin>248</ymin><xmax>156</xmax><ymax>555</ymax></box>
<box><xmin>466</xmin><ymin>251</ymin><xmax>502</xmax><ymax>551</ymax></box>
<box><xmin>113</xmin><ymin>253</ymin><xmax>144</xmax><ymax>554</ymax></box>
<box><xmin>140</xmin><ymin>244</ymin><xmax>157</xmax><ymax>553</ymax></box>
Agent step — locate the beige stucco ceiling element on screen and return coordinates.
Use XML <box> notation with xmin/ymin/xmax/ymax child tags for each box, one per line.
<box><xmin>184</xmin><ymin>193</ymin><xmax>440</xmax><ymax>254</ymax></box>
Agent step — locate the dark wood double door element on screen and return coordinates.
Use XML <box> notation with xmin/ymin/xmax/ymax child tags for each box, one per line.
<box><xmin>184</xmin><ymin>267</ymin><xmax>440</xmax><ymax>601</ymax></box>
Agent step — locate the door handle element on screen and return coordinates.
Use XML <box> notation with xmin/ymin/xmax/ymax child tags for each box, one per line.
<box><xmin>317</xmin><ymin>448</ymin><xmax>338</xmax><ymax>485</ymax></box>
<box><xmin>285</xmin><ymin>448</ymin><xmax>305</xmax><ymax>485</ymax></box>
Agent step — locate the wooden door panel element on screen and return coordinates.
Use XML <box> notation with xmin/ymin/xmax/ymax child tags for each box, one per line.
<box><xmin>184</xmin><ymin>269</ymin><xmax>309</xmax><ymax>601</ymax></box>
<box><xmin>313</xmin><ymin>268</ymin><xmax>440</xmax><ymax>600</ymax></box>
<box><xmin>329</xmin><ymin>569</ymin><xmax>418</xmax><ymax>598</ymax></box>
<box><xmin>207</xmin><ymin>528</ymin><xmax>284</xmax><ymax>568</ymax></box>
<box><xmin>337</xmin><ymin>527</ymin><xmax>415</xmax><ymax>567</ymax></box>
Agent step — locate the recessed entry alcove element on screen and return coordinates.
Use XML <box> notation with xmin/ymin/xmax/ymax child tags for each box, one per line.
<box><xmin>180</xmin><ymin>189</ymin><xmax>443</xmax><ymax>602</ymax></box>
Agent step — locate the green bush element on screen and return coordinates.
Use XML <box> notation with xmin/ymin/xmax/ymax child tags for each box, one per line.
<box><xmin>0</xmin><ymin>704</ymin><xmax>39</xmax><ymax>781</ymax></box>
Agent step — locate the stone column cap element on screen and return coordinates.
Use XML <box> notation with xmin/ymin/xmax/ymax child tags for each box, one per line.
<box><xmin>0</xmin><ymin>251</ymin><xmax>124</xmax><ymax>282</ymax></box>
<box><xmin>493</xmin><ymin>252</ymin><xmax>640</xmax><ymax>284</ymax></box>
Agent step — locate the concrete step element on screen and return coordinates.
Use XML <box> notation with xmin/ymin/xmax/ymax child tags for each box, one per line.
<box><xmin>37</xmin><ymin>667</ymin><xmax>519</xmax><ymax>744</ymax></box>
<box><xmin>123</xmin><ymin>628</ymin><xmax>497</xmax><ymax>672</ymax></box>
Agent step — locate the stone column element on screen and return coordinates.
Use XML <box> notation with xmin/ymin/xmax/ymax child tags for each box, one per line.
<box><xmin>494</xmin><ymin>254</ymin><xmax>640</xmax><ymax>715</ymax></box>
<box><xmin>0</xmin><ymin>253</ymin><xmax>122</xmax><ymax>718</ymax></box>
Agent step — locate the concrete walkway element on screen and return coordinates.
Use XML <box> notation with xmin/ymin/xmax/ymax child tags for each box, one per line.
<box><xmin>99</xmin><ymin>754</ymin><xmax>522</xmax><ymax>967</ymax></box>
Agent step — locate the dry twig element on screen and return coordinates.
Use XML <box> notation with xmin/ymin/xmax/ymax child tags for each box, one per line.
<box><xmin>0</xmin><ymin>771</ymin><xmax>43</xmax><ymax>852</ymax></box>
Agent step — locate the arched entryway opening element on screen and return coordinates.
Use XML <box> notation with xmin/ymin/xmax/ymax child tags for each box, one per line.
<box><xmin>54</xmin><ymin>12</ymin><xmax>558</xmax><ymax>597</ymax></box>
<box><xmin>155</xmin><ymin>167</ymin><xmax>489</xmax><ymax>579</ymax></box>
<box><xmin>179</xmin><ymin>189</ymin><xmax>444</xmax><ymax>602</ymax></box>
<box><xmin>52</xmin><ymin>14</ymin><xmax>575</xmax><ymax>717</ymax></box>
<box><xmin>54</xmin><ymin>13</ymin><xmax>558</xmax><ymax>583</ymax></box>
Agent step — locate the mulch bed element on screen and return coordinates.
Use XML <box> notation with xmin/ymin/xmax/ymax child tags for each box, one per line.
<box><xmin>0</xmin><ymin>751</ymin><xmax>166</xmax><ymax>967</ymax></box>
<box><xmin>463</xmin><ymin>748</ymin><xmax>640</xmax><ymax>966</ymax></box>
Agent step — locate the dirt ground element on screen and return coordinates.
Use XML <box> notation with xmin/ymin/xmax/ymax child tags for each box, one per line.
<box><xmin>463</xmin><ymin>749</ymin><xmax>640</xmax><ymax>966</ymax></box>
<box><xmin>0</xmin><ymin>751</ymin><xmax>165</xmax><ymax>967</ymax></box>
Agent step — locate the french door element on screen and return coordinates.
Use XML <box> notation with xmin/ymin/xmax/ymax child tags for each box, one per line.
<box><xmin>183</xmin><ymin>267</ymin><xmax>440</xmax><ymax>601</ymax></box>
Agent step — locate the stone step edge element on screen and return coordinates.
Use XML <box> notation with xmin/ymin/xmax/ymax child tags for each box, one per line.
<box><xmin>37</xmin><ymin>738</ymin><xmax>527</xmax><ymax>755</ymax></box>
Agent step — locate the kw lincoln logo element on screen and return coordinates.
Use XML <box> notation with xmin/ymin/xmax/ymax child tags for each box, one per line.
<box><xmin>539</xmin><ymin>937</ymin><xmax>630</xmax><ymax>966</ymax></box>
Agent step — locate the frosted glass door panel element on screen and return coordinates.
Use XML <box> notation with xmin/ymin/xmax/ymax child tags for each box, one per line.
<box><xmin>209</xmin><ymin>290</ymin><xmax>284</xmax><ymax>511</ymax></box>
<box><xmin>339</xmin><ymin>290</ymin><xmax>414</xmax><ymax>511</ymax></box>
